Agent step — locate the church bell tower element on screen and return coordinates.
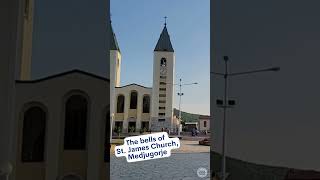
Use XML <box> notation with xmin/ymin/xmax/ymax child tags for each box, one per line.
<box><xmin>151</xmin><ymin>22</ymin><xmax>175</xmax><ymax>132</ymax></box>
<box><xmin>110</xmin><ymin>22</ymin><xmax>121</xmax><ymax>120</ymax></box>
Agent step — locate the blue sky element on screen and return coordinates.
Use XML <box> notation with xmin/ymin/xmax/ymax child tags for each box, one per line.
<box><xmin>111</xmin><ymin>0</ymin><xmax>210</xmax><ymax>115</ymax></box>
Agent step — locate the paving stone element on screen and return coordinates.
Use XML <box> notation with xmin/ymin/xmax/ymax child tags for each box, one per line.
<box><xmin>111</xmin><ymin>153</ymin><xmax>210</xmax><ymax>180</ymax></box>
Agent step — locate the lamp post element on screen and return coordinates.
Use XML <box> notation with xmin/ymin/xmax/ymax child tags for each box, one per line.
<box><xmin>169</xmin><ymin>79</ymin><xmax>198</xmax><ymax>136</ymax></box>
<box><xmin>211</xmin><ymin>56</ymin><xmax>280</xmax><ymax>180</ymax></box>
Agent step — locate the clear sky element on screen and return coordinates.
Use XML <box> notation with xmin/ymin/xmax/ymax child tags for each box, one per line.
<box><xmin>111</xmin><ymin>0</ymin><xmax>210</xmax><ymax>115</ymax></box>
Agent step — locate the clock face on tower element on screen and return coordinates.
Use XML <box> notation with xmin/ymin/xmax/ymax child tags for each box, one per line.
<box><xmin>160</xmin><ymin>66</ymin><xmax>167</xmax><ymax>75</ymax></box>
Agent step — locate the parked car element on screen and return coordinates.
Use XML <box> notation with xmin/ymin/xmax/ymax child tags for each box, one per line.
<box><xmin>199</xmin><ymin>138</ymin><xmax>210</xmax><ymax>146</ymax></box>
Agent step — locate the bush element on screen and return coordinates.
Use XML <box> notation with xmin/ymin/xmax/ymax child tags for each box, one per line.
<box><xmin>140</xmin><ymin>127</ymin><xmax>148</xmax><ymax>134</ymax></box>
<box><xmin>114</xmin><ymin>126</ymin><xmax>122</xmax><ymax>135</ymax></box>
<box><xmin>129</xmin><ymin>126</ymin><xmax>135</xmax><ymax>133</ymax></box>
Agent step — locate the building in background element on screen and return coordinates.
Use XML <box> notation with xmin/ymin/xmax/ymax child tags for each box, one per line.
<box><xmin>198</xmin><ymin>115</ymin><xmax>210</xmax><ymax>133</ymax></box>
<box><xmin>173</xmin><ymin>108</ymin><xmax>211</xmax><ymax>133</ymax></box>
<box><xmin>184</xmin><ymin>122</ymin><xmax>199</xmax><ymax>132</ymax></box>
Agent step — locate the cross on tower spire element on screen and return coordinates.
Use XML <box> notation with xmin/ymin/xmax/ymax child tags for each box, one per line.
<box><xmin>164</xmin><ymin>16</ymin><xmax>167</xmax><ymax>26</ymax></box>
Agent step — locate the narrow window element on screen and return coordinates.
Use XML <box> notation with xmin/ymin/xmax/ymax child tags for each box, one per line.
<box><xmin>204</xmin><ymin>121</ymin><xmax>207</xmax><ymax>127</ymax></box>
<box><xmin>130</xmin><ymin>91</ymin><xmax>138</xmax><ymax>109</ymax></box>
<box><xmin>22</xmin><ymin>106</ymin><xmax>46</xmax><ymax>162</ymax></box>
<box><xmin>117</xmin><ymin>95</ymin><xmax>125</xmax><ymax>113</ymax></box>
<box><xmin>143</xmin><ymin>95</ymin><xmax>150</xmax><ymax>113</ymax></box>
<box><xmin>64</xmin><ymin>95</ymin><xmax>88</xmax><ymax>150</ymax></box>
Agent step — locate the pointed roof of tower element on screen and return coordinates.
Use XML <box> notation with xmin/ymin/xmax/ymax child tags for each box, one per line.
<box><xmin>154</xmin><ymin>25</ymin><xmax>174</xmax><ymax>52</ymax></box>
<box><xmin>110</xmin><ymin>23</ymin><xmax>120</xmax><ymax>52</ymax></box>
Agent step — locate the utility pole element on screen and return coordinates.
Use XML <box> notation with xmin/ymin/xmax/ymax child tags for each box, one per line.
<box><xmin>212</xmin><ymin>56</ymin><xmax>280</xmax><ymax>180</ymax></box>
<box><xmin>174</xmin><ymin>79</ymin><xmax>198</xmax><ymax>136</ymax></box>
<box><xmin>177</xmin><ymin>79</ymin><xmax>183</xmax><ymax>136</ymax></box>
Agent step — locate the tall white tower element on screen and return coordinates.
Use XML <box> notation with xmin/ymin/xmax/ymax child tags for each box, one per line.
<box><xmin>151</xmin><ymin>23</ymin><xmax>175</xmax><ymax>132</ymax></box>
<box><xmin>110</xmin><ymin>23</ymin><xmax>121</xmax><ymax>121</ymax></box>
<box><xmin>18</xmin><ymin>0</ymin><xmax>35</xmax><ymax>80</ymax></box>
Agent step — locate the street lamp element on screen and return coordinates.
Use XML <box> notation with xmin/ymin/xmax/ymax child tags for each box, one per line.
<box><xmin>211</xmin><ymin>56</ymin><xmax>280</xmax><ymax>180</ymax></box>
<box><xmin>167</xmin><ymin>79</ymin><xmax>198</xmax><ymax>136</ymax></box>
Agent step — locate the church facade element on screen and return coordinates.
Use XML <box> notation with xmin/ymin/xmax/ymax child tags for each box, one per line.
<box><xmin>2</xmin><ymin>0</ymin><xmax>110</xmax><ymax>179</ymax></box>
<box><xmin>13</xmin><ymin>70</ymin><xmax>110</xmax><ymax>180</ymax></box>
<box><xmin>110</xmin><ymin>24</ymin><xmax>179</xmax><ymax>134</ymax></box>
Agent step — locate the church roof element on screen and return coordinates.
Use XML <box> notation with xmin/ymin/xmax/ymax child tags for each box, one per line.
<box><xmin>110</xmin><ymin>24</ymin><xmax>120</xmax><ymax>52</ymax></box>
<box><xmin>16</xmin><ymin>69</ymin><xmax>110</xmax><ymax>83</ymax></box>
<box><xmin>115</xmin><ymin>83</ymin><xmax>152</xmax><ymax>89</ymax></box>
<box><xmin>154</xmin><ymin>25</ymin><xmax>174</xmax><ymax>52</ymax></box>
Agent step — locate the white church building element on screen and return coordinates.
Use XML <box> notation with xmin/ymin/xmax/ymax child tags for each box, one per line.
<box><xmin>110</xmin><ymin>23</ymin><xmax>179</xmax><ymax>134</ymax></box>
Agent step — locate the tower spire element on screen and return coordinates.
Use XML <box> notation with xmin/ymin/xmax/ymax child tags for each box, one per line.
<box><xmin>154</xmin><ymin>18</ymin><xmax>174</xmax><ymax>52</ymax></box>
<box><xmin>109</xmin><ymin>15</ymin><xmax>120</xmax><ymax>52</ymax></box>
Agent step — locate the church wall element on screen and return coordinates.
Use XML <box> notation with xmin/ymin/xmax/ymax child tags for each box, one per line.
<box><xmin>141</xmin><ymin>113</ymin><xmax>151</xmax><ymax>121</ymax></box>
<box><xmin>128</xmin><ymin>109</ymin><xmax>137</xmax><ymax>119</ymax></box>
<box><xmin>85</xmin><ymin>88</ymin><xmax>108</xmax><ymax>180</ymax></box>
<box><xmin>114</xmin><ymin>85</ymin><xmax>152</xmax><ymax>133</ymax></box>
<box><xmin>14</xmin><ymin>72</ymin><xmax>109</xmax><ymax>180</ymax></box>
<box><xmin>114</xmin><ymin>113</ymin><xmax>124</xmax><ymax>120</ymax></box>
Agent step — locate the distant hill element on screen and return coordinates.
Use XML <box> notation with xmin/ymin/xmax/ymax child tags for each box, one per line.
<box><xmin>173</xmin><ymin>108</ymin><xmax>201</xmax><ymax>122</ymax></box>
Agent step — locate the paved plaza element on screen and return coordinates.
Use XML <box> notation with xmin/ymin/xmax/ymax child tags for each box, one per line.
<box><xmin>111</xmin><ymin>153</ymin><xmax>210</xmax><ymax>180</ymax></box>
<box><xmin>110</xmin><ymin>140</ymin><xmax>210</xmax><ymax>180</ymax></box>
<box><xmin>171</xmin><ymin>140</ymin><xmax>210</xmax><ymax>153</ymax></box>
